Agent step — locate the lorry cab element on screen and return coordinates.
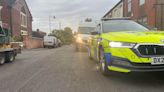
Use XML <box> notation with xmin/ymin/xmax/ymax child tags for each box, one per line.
<box><xmin>0</xmin><ymin>23</ymin><xmax>20</xmax><ymax>65</ymax></box>
<box><xmin>0</xmin><ymin>25</ymin><xmax>11</xmax><ymax>44</ymax></box>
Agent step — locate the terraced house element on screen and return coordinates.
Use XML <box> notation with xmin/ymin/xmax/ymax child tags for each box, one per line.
<box><xmin>103</xmin><ymin>0</ymin><xmax>164</xmax><ymax>30</ymax></box>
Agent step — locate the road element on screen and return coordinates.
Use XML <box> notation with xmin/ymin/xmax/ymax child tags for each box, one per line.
<box><xmin>0</xmin><ymin>45</ymin><xmax>164</xmax><ymax>92</ymax></box>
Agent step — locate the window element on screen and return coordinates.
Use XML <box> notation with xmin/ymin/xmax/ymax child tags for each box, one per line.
<box><xmin>128</xmin><ymin>0</ymin><xmax>132</xmax><ymax>12</ymax></box>
<box><xmin>119</xmin><ymin>4</ymin><xmax>122</xmax><ymax>8</ymax></box>
<box><xmin>138</xmin><ymin>17</ymin><xmax>147</xmax><ymax>24</ymax></box>
<box><xmin>142</xmin><ymin>17</ymin><xmax>147</xmax><ymax>24</ymax></box>
<box><xmin>139</xmin><ymin>0</ymin><xmax>145</xmax><ymax>6</ymax></box>
<box><xmin>20</xmin><ymin>12</ymin><xmax>27</xmax><ymax>27</ymax></box>
<box><xmin>108</xmin><ymin>13</ymin><xmax>112</xmax><ymax>17</ymax></box>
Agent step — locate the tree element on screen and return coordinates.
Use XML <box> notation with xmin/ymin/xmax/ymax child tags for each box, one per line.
<box><xmin>49</xmin><ymin>27</ymin><xmax>73</xmax><ymax>45</ymax></box>
<box><xmin>63</xmin><ymin>27</ymin><xmax>73</xmax><ymax>44</ymax></box>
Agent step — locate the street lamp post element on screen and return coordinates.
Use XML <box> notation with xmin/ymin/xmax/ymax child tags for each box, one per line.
<box><xmin>49</xmin><ymin>16</ymin><xmax>55</xmax><ymax>33</ymax></box>
<box><xmin>59</xmin><ymin>21</ymin><xmax>61</xmax><ymax>30</ymax></box>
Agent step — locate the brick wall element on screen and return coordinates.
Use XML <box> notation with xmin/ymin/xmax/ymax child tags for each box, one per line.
<box><xmin>11</xmin><ymin>8</ymin><xmax>21</xmax><ymax>36</ymax></box>
<box><xmin>123</xmin><ymin>0</ymin><xmax>156</xmax><ymax>28</ymax></box>
<box><xmin>24</xmin><ymin>37</ymin><xmax>43</xmax><ymax>49</ymax></box>
<box><xmin>1</xmin><ymin>1</ymin><xmax>10</xmax><ymax>28</ymax></box>
<box><xmin>145</xmin><ymin>0</ymin><xmax>156</xmax><ymax>27</ymax></box>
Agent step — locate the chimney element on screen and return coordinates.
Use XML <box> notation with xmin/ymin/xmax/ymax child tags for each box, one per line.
<box><xmin>36</xmin><ymin>29</ymin><xmax>39</xmax><ymax>32</ymax></box>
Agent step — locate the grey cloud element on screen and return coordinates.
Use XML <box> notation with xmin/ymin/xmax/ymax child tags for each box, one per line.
<box><xmin>26</xmin><ymin>0</ymin><xmax>120</xmax><ymax>32</ymax></box>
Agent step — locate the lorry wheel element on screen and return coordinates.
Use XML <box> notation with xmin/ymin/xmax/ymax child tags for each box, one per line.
<box><xmin>6</xmin><ymin>52</ymin><xmax>15</xmax><ymax>63</ymax></box>
<box><xmin>0</xmin><ymin>54</ymin><xmax>5</xmax><ymax>65</ymax></box>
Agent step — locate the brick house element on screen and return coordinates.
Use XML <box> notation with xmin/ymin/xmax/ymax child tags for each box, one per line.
<box><xmin>0</xmin><ymin>0</ymin><xmax>32</xmax><ymax>37</ymax></box>
<box><xmin>32</xmin><ymin>29</ymin><xmax>47</xmax><ymax>39</ymax></box>
<box><xmin>0</xmin><ymin>0</ymin><xmax>45</xmax><ymax>49</ymax></box>
<box><xmin>103</xmin><ymin>0</ymin><xmax>123</xmax><ymax>18</ymax></box>
<box><xmin>103</xmin><ymin>0</ymin><xmax>164</xmax><ymax>30</ymax></box>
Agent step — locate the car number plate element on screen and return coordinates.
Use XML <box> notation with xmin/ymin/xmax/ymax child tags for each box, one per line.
<box><xmin>151</xmin><ymin>57</ymin><xmax>164</xmax><ymax>65</ymax></box>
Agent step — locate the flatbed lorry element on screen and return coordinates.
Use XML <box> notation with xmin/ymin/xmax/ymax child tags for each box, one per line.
<box><xmin>0</xmin><ymin>22</ymin><xmax>20</xmax><ymax>65</ymax></box>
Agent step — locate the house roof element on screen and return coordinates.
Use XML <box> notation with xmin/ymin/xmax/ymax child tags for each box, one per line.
<box><xmin>32</xmin><ymin>31</ymin><xmax>47</xmax><ymax>38</ymax></box>
<box><xmin>23</xmin><ymin>0</ymin><xmax>32</xmax><ymax>18</ymax></box>
<box><xmin>6</xmin><ymin>0</ymin><xmax>16</xmax><ymax>7</ymax></box>
<box><xmin>103</xmin><ymin>0</ymin><xmax>123</xmax><ymax>18</ymax></box>
<box><xmin>6</xmin><ymin>0</ymin><xmax>32</xmax><ymax>17</ymax></box>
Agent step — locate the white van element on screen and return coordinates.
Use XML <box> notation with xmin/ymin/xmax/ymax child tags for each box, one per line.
<box><xmin>43</xmin><ymin>36</ymin><xmax>57</xmax><ymax>48</ymax></box>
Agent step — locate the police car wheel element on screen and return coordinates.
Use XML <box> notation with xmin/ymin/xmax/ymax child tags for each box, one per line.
<box><xmin>99</xmin><ymin>49</ymin><xmax>109</xmax><ymax>75</ymax></box>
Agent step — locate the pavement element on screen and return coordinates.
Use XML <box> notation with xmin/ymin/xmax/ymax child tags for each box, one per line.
<box><xmin>0</xmin><ymin>45</ymin><xmax>164</xmax><ymax>92</ymax></box>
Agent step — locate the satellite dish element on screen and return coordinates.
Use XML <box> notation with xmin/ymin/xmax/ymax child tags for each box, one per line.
<box><xmin>85</xmin><ymin>18</ymin><xmax>92</xmax><ymax>22</ymax></box>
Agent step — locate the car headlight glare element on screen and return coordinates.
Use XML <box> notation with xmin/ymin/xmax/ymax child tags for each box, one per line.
<box><xmin>77</xmin><ymin>37</ymin><xmax>82</xmax><ymax>42</ymax></box>
<box><xmin>109</xmin><ymin>42</ymin><xmax>135</xmax><ymax>48</ymax></box>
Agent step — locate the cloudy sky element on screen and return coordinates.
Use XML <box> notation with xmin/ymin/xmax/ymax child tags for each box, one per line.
<box><xmin>26</xmin><ymin>0</ymin><xmax>120</xmax><ymax>33</ymax></box>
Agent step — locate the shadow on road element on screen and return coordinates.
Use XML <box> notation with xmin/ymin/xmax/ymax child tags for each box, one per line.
<box><xmin>104</xmin><ymin>71</ymin><xmax>164</xmax><ymax>86</ymax></box>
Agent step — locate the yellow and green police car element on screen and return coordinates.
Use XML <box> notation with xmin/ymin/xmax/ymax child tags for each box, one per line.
<box><xmin>88</xmin><ymin>18</ymin><xmax>164</xmax><ymax>75</ymax></box>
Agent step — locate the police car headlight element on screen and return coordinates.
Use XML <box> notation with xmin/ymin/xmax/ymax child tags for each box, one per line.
<box><xmin>109</xmin><ymin>42</ymin><xmax>136</xmax><ymax>48</ymax></box>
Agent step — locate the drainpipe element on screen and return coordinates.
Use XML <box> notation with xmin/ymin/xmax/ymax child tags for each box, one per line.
<box><xmin>7</xmin><ymin>0</ymin><xmax>14</xmax><ymax>37</ymax></box>
<box><xmin>161</xmin><ymin>5</ymin><xmax>163</xmax><ymax>30</ymax></box>
<box><xmin>0</xmin><ymin>6</ymin><xmax>3</xmax><ymax>24</ymax></box>
<box><xmin>8</xmin><ymin>6</ymin><xmax>13</xmax><ymax>37</ymax></box>
<box><xmin>155</xmin><ymin>4</ymin><xmax>164</xmax><ymax>30</ymax></box>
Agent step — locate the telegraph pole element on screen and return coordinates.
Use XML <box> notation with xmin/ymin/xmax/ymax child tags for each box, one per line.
<box><xmin>49</xmin><ymin>16</ymin><xmax>51</xmax><ymax>33</ymax></box>
<box><xmin>59</xmin><ymin>21</ymin><xmax>61</xmax><ymax>30</ymax></box>
<box><xmin>49</xmin><ymin>16</ymin><xmax>56</xmax><ymax>33</ymax></box>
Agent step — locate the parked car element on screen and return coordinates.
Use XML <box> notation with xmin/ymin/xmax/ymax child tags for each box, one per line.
<box><xmin>75</xmin><ymin>22</ymin><xmax>96</xmax><ymax>51</ymax></box>
<box><xmin>88</xmin><ymin>18</ymin><xmax>164</xmax><ymax>75</ymax></box>
<box><xmin>43</xmin><ymin>36</ymin><xmax>57</xmax><ymax>48</ymax></box>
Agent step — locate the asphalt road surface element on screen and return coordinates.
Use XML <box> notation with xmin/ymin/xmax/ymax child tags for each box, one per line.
<box><xmin>0</xmin><ymin>45</ymin><xmax>164</xmax><ymax>92</ymax></box>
